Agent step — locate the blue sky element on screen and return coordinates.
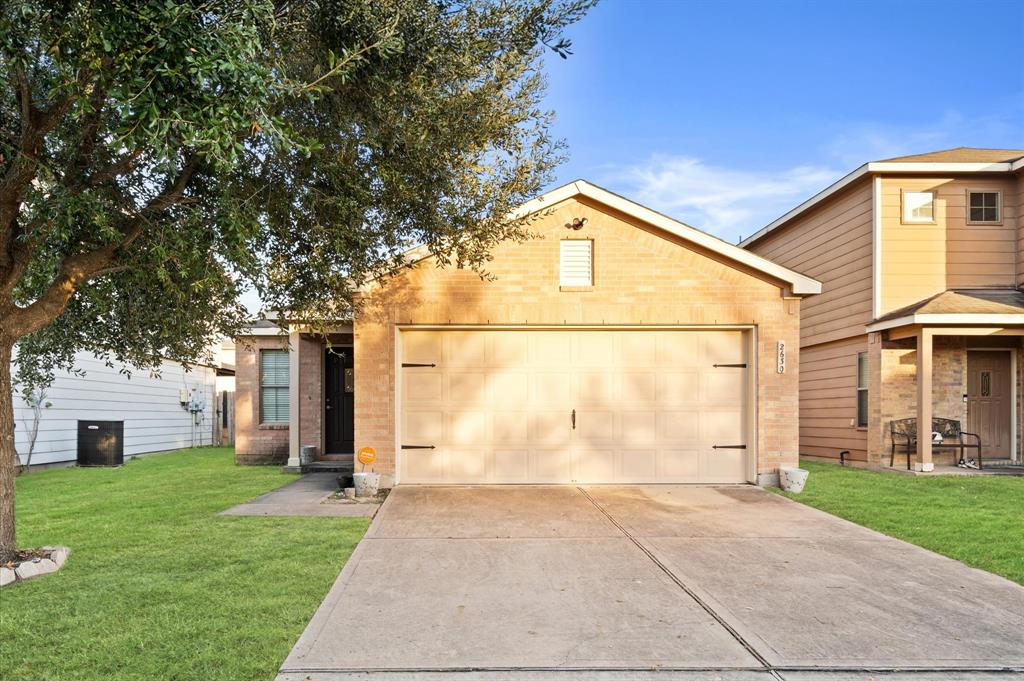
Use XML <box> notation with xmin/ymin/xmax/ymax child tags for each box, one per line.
<box><xmin>541</xmin><ymin>0</ymin><xmax>1024</xmax><ymax>242</ymax></box>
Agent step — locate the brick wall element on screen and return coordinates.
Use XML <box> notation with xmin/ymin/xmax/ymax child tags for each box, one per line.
<box><xmin>354</xmin><ymin>196</ymin><xmax>803</xmax><ymax>482</ymax></box>
<box><xmin>234</xmin><ymin>334</ymin><xmax>290</xmax><ymax>464</ymax></box>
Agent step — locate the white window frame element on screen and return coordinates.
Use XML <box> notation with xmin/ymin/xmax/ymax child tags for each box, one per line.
<box><xmin>901</xmin><ymin>190</ymin><xmax>936</xmax><ymax>224</ymax></box>
<box><xmin>966</xmin><ymin>189</ymin><xmax>1002</xmax><ymax>225</ymax></box>
<box><xmin>260</xmin><ymin>349</ymin><xmax>290</xmax><ymax>423</ymax></box>
<box><xmin>559</xmin><ymin>239</ymin><xmax>593</xmax><ymax>288</ymax></box>
<box><xmin>856</xmin><ymin>352</ymin><xmax>868</xmax><ymax>428</ymax></box>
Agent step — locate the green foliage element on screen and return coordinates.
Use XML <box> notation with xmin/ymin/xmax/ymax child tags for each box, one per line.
<box><xmin>775</xmin><ymin>461</ymin><xmax>1024</xmax><ymax>585</ymax></box>
<box><xmin>0</xmin><ymin>447</ymin><xmax>369</xmax><ymax>680</ymax></box>
<box><xmin>1</xmin><ymin>0</ymin><xmax>594</xmax><ymax>389</ymax></box>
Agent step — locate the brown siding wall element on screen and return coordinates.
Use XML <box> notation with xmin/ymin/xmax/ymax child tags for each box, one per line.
<box><xmin>354</xmin><ymin>196</ymin><xmax>803</xmax><ymax>481</ymax></box>
<box><xmin>1017</xmin><ymin>172</ymin><xmax>1024</xmax><ymax>286</ymax></box>
<box><xmin>880</xmin><ymin>175</ymin><xmax>1019</xmax><ymax>315</ymax></box>
<box><xmin>799</xmin><ymin>336</ymin><xmax>868</xmax><ymax>461</ymax></box>
<box><xmin>234</xmin><ymin>335</ymin><xmax>290</xmax><ymax>464</ymax></box>
<box><xmin>746</xmin><ymin>179</ymin><xmax>873</xmax><ymax>348</ymax></box>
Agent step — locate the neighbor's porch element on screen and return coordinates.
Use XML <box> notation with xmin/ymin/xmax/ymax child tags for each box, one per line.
<box><xmin>866</xmin><ymin>324</ymin><xmax>1023</xmax><ymax>471</ymax></box>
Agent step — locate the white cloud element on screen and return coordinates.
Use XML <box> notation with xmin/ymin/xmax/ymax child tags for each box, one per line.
<box><xmin>599</xmin><ymin>106</ymin><xmax>1024</xmax><ymax>243</ymax></box>
<box><xmin>600</xmin><ymin>156</ymin><xmax>839</xmax><ymax>242</ymax></box>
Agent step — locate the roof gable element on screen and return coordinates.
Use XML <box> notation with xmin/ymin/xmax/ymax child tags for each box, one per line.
<box><xmin>397</xmin><ymin>180</ymin><xmax>821</xmax><ymax>295</ymax></box>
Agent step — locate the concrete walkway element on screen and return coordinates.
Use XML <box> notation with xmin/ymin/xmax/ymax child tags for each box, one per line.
<box><xmin>220</xmin><ymin>472</ymin><xmax>378</xmax><ymax>518</ymax></box>
<box><xmin>278</xmin><ymin>485</ymin><xmax>1024</xmax><ymax>680</ymax></box>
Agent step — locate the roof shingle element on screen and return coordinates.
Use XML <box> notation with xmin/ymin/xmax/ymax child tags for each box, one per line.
<box><xmin>877</xmin><ymin>147</ymin><xmax>1024</xmax><ymax>164</ymax></box>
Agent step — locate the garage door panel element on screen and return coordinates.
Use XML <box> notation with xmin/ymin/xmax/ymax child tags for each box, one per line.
<box><xmin>621</xmin><ymin>411</ymin><xmax>657</xmax><ymax>443</ymax></box>
<box><xmin>576</xmin><ymin>409</ymin><xmax>615</xmax><ymax>443</ymax></box>
<box><xmin>703</xmin><ymin>448</ymin><xmax>746</xmax><ymax>481</ymax></box>
<box><xmin>576</xmin><ymin>371</ymin><xmax>615</xmax><ymax>406</ymax></box>
<box><xmin>400</xmin><ymin>329</ymin><xmax>749</xmax><ymax>484</ymax></box>
<box><xmin>660</xmin><ymin>449</ymin><xmax>701</xmax><ymax>479</ymax></box>
<box><xmin>532</xmin><ymin>333</ymin><xmax>573</xmax><ymax>366</ymax></box>
<box><xmin>493</xmin><ymin>449</ymin><xmax>530</xmax><ymax>481</ymax></box>
<box><xmin>405</xmin><ymin>373</ymin><xmax>442</xmax><ymax>402</ymax></box>
<box><xmin>445</xmin><ymin>332</ymin><xmax>488</xmax><ymax>367</ymax></box>
<box><xmin>404</xmin><ymin>448</ymin><xmax>446</xmax><ymax>482</ymax></box>
<box><xmin>447</xmin><ymin>411</ymin><xmax>488</xmax><ymax>446</ymax></box>
<box><xmin>703</xmin><ymin>371</ymin><xmax>745</xmax><ymax>405</ymax></box>
<box><xmin>492</xmin><ymin>412</ymin><xmax>529</xmax><ymax>442</ymax></box>
<box><xmin>657</xmin><ymin>372</ymin><xmax>701</xmax><ymax>405</ymax></box>
<box><xmin>575</xmin><ymin>332</ymin><xmax>614</xmax><ymax>367</ymax></box>
<box><xmin>533</xmin><ymin>372</ymin><xmax>572</xmax><ymax>405</ymax></box>
<box><xmin>448</xmin><ymin>372</ymin><xmax>489</xmax><ymax>403</ymax></box>
<box><xmin>700</xmin><ymin>409</ymin><xmax>744</xmax><ymax>443</ymax></box>
<box><xmin>620</xmin><ymin>448</ymin><xmax>657</xmax><ymax>479</ymax></box>
<box><xmin>656</xmin><ymin>333</ymin><xmax>701</xmax><ymax>366</ymax></box>
<box><xmin>703</xmin><ymin>332</ymin><xmax>746</xmax><ymax>366</ymax></box>
<box><xmin>574</xmin><ymin>447</ymin><xmax>615</xmax><ymax>482</ymax></box>
<box><xmin>658</xmin><ymin>410</ymin><xmax>699</xmax><ymax>442</ymax></box>
<box><xmin>620</xmin><ymin>373</ymin><xmax>657</xmax><ymax>402</ymax></box>
<box><xmin>492</xmin><ymin>372</ymin><xmax>529</xmax><ymax>404</ymax></box>
<box><xmin>532</xmin><ymin>411</ymin><xmax>572</xmax><ymax>446</ymax></box>
<box><xmin>447</xmin><ymin>447</ymin><xmax>487</xmax><ymax>482</ymax></box>
<box><xmin>620</xmin><ymin>333</ymin><xmax>657</xmax><ymax>367</ymax></box>
<box><xmin>405</xmin><ymin>411</ymin><xmax>444</xmax><ymax>443</ymax></box>
<box><xmin>490</xmin><ymin>333</ymin><xmax>529</xmax><ymax>367</ymax></box>
<box><xmin>531</xmin><ymin>448</ymin><xmax>572</xmax><ymax>482</ymax></box>
<box><xmin>403</xmin><ymin>333</ymin><xmax>442</xmax><ymax>365</ymax></box>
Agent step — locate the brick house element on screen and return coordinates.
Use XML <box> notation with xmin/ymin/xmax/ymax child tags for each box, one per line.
<box><xmin>743</xmin><ymin>148</ymin><xmax>1024</xmax><ymax>471</ymax></box>
<box><xmin>234</xmin><ymin>180</ymin><xmax>820</xmax><ymax>486</ymax></box>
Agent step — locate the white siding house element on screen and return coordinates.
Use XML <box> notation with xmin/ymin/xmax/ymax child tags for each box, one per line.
<box><xmin>12</xmin><ymin>350</ymin><xmax>218</xmax><ymax>467</ymax></box>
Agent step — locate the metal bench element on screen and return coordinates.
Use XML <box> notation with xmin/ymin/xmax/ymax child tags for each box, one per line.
<box><xmin>889</xmin><ymin>417</ymin><xmax>982</xmax><ymax>470</ymax></box>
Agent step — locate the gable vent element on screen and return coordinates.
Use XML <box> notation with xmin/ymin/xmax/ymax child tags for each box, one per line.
<box><xmin>560</xmin><ymin>239</ymin><xmax>593</xmax><ymax>286</ymax></box>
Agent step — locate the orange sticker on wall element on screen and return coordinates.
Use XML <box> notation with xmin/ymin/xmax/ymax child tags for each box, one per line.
<box><xmin>357</xmin><ymin>447</ymin><xmax>377</xmax><ymax>467</ymax></box>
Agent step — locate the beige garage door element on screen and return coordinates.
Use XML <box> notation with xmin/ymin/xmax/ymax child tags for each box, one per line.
<box><xmin>399</xmin><ymin>329</ymin><xmax>749</xmax><ymax>484</ymax></box>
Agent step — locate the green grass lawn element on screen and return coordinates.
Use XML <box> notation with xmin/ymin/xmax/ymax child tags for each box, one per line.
<box><xmin>775</xmin><ymin>460</ymin><xmax>1024</xmax><ymax>585</ymax></box>
<box><xmin>0</xmin><ymin>447</ymin><xmax>369</xmax><ymax>681</ymax></box>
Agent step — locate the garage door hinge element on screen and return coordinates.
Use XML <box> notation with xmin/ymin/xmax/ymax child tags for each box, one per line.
<box><xmin>712</xmin><ymin>363</ymin><xmax>747</xmax><ymax>368</ymax></box>
<box><xmin>401</xmin><ymin>444</ymin><xmax>436</xmax><ymax>450</ymax></box>
<box><xmin>401</xmin><ymin>362</ymin><xmax>436</xmax><ymax>368</ymax></box>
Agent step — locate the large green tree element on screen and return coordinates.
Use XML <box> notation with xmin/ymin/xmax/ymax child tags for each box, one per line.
<box><xmin>0</xmin><ymin>0</ymin><xmax>592</xmax><ymax>562</ymax></box>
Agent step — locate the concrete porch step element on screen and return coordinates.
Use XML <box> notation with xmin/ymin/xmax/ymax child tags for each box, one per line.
<box><xmin>282</xmin><ymin>460</ymin><xmax>354</xmax><ymax>474</ymax></box>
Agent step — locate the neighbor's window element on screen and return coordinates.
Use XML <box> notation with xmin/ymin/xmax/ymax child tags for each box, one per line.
<box><xmin>968</xmin><ymin>191</ymin><xmax>1001</xmax><ymax>224</ymax></box>
<box><xmin>260</xmin><ymin>349</ymin><xmax>289</xmax><ymax>423</ymax></box>
<box><xmin>560</xmin><ymin>239</ymin><xmax>593</xmax><ymax>287</ymax></box>
<box><xmin>902</xmin><ymin>191</ymin><xmax>935</xmax><ymax>223</ymax></box>
<box><xmin>856</xmin><ymin>352</ymin><xmax>868</xmax><ymax>427</ymax></box>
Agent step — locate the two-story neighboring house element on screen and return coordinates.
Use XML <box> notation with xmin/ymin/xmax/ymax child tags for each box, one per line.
<box><xmin>743</xmin><ymin>148</ymin><xmax>1024</xmax><ymax>471</ymax></box>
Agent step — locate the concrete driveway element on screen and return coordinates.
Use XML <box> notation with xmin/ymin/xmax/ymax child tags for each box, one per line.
<box><xmin>278</xmin><ymin>485</ymin><xmax>1024</xmax><ymax>680</ymax></box>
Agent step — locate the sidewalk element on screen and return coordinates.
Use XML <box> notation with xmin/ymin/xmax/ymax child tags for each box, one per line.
<box><xmin>220</xmin><ymin>473</ymin><xmax>379</xmax><ymax>518</ymax></box>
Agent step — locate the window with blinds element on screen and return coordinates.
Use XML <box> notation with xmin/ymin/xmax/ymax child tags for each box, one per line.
<box><xmin>260</xmin><ymin>349</ymin><xmax>289</xmax><ymax>423</ymax></box>
<box><xmin>856</xmin><ymin>352</ymin><xmax>868</xmax><ymax>427</ymax></box>
<box><xmin>560</xmin><ymin>239</ymin><xmax>593</xmax><ymax>287</ymax></box>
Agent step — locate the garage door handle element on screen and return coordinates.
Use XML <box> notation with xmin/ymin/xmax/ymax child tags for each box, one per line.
<box><xmin>713</xmin><ymin>363</ymin><xmax>747</xmax><ymax>368</ymax></box>
<box><xmin>571</xmin><ymin>409</ymin><xmax>576</xmax><ymax>430</ymax></box>
<box><xmin>401</xmin><ymin>444</ymin><xmax>436</xmax><ymax>450</ymax></box>
<box><xmin>712</xmin><ymin>444</ymin><xmax>746</xmax><ymax>450</ymax></box>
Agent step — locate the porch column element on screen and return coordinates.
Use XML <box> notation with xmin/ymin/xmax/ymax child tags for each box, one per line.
<box><xmin>287</xmin><ymin>329</ymin><xmax>302</xmax><ymax>468</ymax></box>
<box><xmin>916</xmin><ymin>328</ymin><xmax>934</xmax><ymax>472</ymax></box>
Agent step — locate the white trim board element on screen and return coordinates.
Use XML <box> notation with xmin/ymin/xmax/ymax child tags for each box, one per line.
<box><xmin>867</xmin><ymin>314</ymin><xmax>1024</xmax><ymax>333</ymax></box>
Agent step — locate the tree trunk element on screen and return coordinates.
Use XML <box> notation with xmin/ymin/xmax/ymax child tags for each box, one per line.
<box><xmin>0</xmin><ymin>339</ymin><xmax>17</xmax><ymax>563</ymax></box>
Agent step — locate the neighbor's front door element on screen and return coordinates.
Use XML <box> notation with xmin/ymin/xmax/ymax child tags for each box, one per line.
<box><xmin>966</xmin><ymin>351</ymin><xmax>1012</xmax><ymax>458</ymax></box>
<box><xmin>325</xmin><ymin>348</ymin><xmax>355</xmax><ymax>455</ymax></box>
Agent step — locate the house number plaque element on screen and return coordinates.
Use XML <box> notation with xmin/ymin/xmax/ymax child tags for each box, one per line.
<box><xmin>777</xmin><ymin>341</ymin><xmax>786</xmax><ymax>374</ymax></box>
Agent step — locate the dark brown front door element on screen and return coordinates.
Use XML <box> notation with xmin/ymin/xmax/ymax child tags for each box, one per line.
<box><xmin>966</xmin><ymin>351</ymin><xmax>1012</xmax><ymax>458</ymax></box>
<box><xmin>325</xmin><ymin>348</ymin><xmax>355</xmax><ymax>455</ymax></box>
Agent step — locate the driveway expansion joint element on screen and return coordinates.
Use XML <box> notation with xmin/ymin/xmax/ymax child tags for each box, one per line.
<box><xmin>576</xmin><ymin>486</ymin><xmax>775</xmax><ymax>673</ymax></box>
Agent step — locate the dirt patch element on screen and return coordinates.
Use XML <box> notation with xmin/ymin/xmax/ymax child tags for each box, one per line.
<box><xmin>325</xmin><ymin>488</ymin><xmax>390</xmax><ymax>505</ymax></box>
